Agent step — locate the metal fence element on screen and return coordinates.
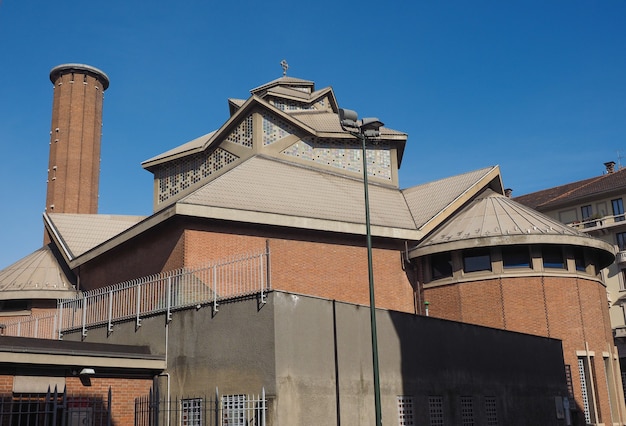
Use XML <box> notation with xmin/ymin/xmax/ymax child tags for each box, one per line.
<box><xmin>135</xmin><ymin>387</ymin><xmax>267</xmax><ymax>426</ymax></box>
<box><xmin>1</xmin><ymin>249</ymin><xmax>270</xmax><ymax>340</ymax></box>
<box><xmin>0</xmin><ymin>386</ymin><xmax>112</xmax><ymax>426</ymax></box>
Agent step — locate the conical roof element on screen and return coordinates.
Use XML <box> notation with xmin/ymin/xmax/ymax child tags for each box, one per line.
<box><xmin>0</xmin><ymin>246</ymin><xmax>76</xmax><ymax>300</ymax></box>
<box><xmin>410</xmin><ymin>188</ymin><xmax>615</xmax><ymax>268</ymax></box>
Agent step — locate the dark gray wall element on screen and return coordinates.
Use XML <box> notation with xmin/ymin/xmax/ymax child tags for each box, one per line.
<box><xmin>64</xmin><ymin>291</ymin><xmax>568</xmax><ymax>425</ymax></box>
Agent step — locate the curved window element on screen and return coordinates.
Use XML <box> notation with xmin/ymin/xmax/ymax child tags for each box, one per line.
<box><xmin>463</xmin><ymin>248</ymin><xmax>491</xmax><ymax>273</ymax></box>
<box><xmin>543</xmin><ymin>246</ymin><xmax>565</xmax><ymax>269</ymax></box>
<box><xmin>502</xmin><ymin>246</ymin><xmax>531</xmax><ymax>269</ymax></box>
<box><xmin>431</xmin><ymin>252</ymin><xmax>452</xmax><ymax>280</ymax></box>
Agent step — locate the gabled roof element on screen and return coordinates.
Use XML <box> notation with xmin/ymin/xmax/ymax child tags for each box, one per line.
<box><xmin>403</xmin><ymin>166</ymin><xmax>503</xmax><ymax>236</ymax></box>
<box><xmin>411</xmin><ymin>188</ymin><xmax>615</xmax><ymax>268</ymax></box>
<box><xmin>178</xmin><ymin>155</ymin><xmax>418</xmax><ymax>235</ymax></box>
<box><xmin>45</xmin><ymin>213</ymin><xmax>145</xmax><ymax>262</ymax></box>
<box><xmin>514</xmin><ymin>167</ymin><xmax>626</xmax><ymax>211</ymax></box>
<box><xmin>0</xmin><ymin>246</ymin><xmax>76</xmax><ymax>300</ymax></box>
<box><xmin>45</xmin><ymin>156</ymin><xmax>503</xmax><ymax>270</ymax></box>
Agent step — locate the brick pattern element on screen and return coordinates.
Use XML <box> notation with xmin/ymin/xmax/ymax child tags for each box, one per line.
<box><xmin>425</xmin><ymin>275</ymin><xmax>617</xmax><ymax>422</ymax></box>
<box><xmin>65</xmin><ymin>376</ymin><xmax>152</xmax><ymax>426</ymax></box>
<box><xmin>183</xmin><ymin>227</ymin><xmax>416</xmax><ymax>313</ymax></box>
<box><xmin>46</xmin><ymin>70</ymin><xmax>105</xmax><ymax>218</ymax></box>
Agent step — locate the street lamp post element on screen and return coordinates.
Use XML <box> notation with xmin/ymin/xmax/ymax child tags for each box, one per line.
<box><xmin>339</xmin><ymin>108</ymin><xmax>384</xmax><ymax>426</ymax></box>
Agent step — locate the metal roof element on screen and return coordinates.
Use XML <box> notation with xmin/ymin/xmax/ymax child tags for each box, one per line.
<box><xmin>0</xmin><ymin>246</ymin><xmax>75</xmax><ymax>299</ymax></box>
<box><xmin>411</xmin><ymin>188</ymin><xmax>615</xmax><ymax>267</ymax></box>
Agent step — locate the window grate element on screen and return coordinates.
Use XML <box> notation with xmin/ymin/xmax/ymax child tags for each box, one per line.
<box><xmin>428</xmin><ymin>396</ymin><xmax>444</xmax><ymax>426</ymax></box>
<box><xmin>578</xmin><ymin>358</ymin><xmax>591</xmax><ymax>424</ymax></box>
<box><xmin>397</xmin><ymin>396</ymin><xmax>414</xmax><ymax>426</ymax></box>
<box><xmin>484</xmin><ymin>396</ymin><xmax>498</xmax><ymax>426</ymax></box>
<box><xmin>181</xmin><ymin>398</ymin><xmax>202</xmax><ymax>426</ymax></box>
<box><xmin>461</xmin><ymin>396</ymin><xmax>474</xmax><ymax>425</ymax></box>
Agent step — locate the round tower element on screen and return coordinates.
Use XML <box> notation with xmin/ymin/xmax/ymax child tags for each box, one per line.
<box><xmin>45</xmin><ymin>64</ymin><xmax>109</xmax><ymax>224</ymax></box>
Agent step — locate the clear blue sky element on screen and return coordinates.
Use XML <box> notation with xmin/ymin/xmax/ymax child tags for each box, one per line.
<box><xmin>0</xmin><ymin>1</ymin><xmax>625</xmax><ymax>268</ymax></box>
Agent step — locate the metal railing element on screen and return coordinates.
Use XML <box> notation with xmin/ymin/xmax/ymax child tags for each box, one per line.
<box><xmin>135</xmin><ymin>387</ymin><xmax>267</xmax><ymax>426</ymax></box>
<box><xmin>1</xmin><ymin>249</ymin><xmax>270</xmax><ymax>340</ymax></box>
<box><xmin>568</xmin><ymin>214</ymin><xmax>626</xmax><ymax>231</ymax></box>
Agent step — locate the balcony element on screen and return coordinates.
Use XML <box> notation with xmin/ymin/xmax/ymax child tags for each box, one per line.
<box><xmin>616</xmin><ymin>251</ymin><xmax>626</xmax><ymax>266</ymax></box>
<box><xmin>568</xmin><ymin>214</ymin><xmax>626</xmax><ymax>233</ymax></box>
<box><xmin>615</xmin><ymin>326</ymin><xmax>626</xmax><ymax>339</ymax></box>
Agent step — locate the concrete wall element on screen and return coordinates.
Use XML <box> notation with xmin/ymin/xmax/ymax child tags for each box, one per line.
<box><xmin>65</xmin><ymin>290</ymin><xmax>569</xmax><ymax>425</ymax></box>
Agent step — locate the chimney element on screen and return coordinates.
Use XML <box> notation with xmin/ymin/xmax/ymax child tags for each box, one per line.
<box><xmin>504</xmin><ymin>188</ymin><xmax>513</xmax><ymax>198</ymax></box>
<box><xmin>45</xmin><ymin>64</ymin><xmax>109</xmax><ymax>242</ymax></box>
<box><xmin>604</xmin><ymin>161</ymin><xmax>616</xmax><ymax>174</ymax></box>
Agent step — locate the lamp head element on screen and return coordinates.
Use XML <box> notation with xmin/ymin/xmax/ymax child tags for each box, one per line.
<box><xmin>339</xmin><ymin>108</ymin><xmax>359</xmax><ymax>132</ymax></box>
<box><xmin>79</xmin><ymin>368</ymin><xmax>95</xmax><ymax>376</ymax></box>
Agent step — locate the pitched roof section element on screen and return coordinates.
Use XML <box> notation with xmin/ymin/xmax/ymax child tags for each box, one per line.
<box><xmin>514</xmin><ymin>167</ymin><xmax>626</xmax><ymax>210</ymax></box>
<box><xmin>0</xmin><ymin>246</ymin><xmax>76</xmax><ymax>299</ymax></box>
<box><xmin>250</xmin><ymin>76</ymin><xmax>315</xmax><ymax>95</ymax></box>
<box><xmin>45</xmin><ymin>160</ymin><xmax>504</xmax><ymax>268</ymax></box>
<box><xmin>410</xmin><ymin>188</ymin><xmax>615</xmax><ymax>267</ymax></box>
<box><xmin>403</xmin><ymin>166</ymin><xmax>503</xmax><ymax>233</ymax></box>
<box><xmin>45</xmin><ymin>213</ymin><xmax>145</xmax><ymax>260</ymax></box>
<box><xmin>178</xmin><ymin>155</ymin><xmax>420</xmax><ymax>236</ymax></box>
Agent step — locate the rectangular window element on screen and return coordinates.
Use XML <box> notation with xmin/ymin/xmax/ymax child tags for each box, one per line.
<box><xmin>613</xmin><ymin>199</ymin><xmax>625</xmax><ymax>222</ymax></box>
<box><xmin>617</xmin><ymin>232</ymin><xmax>626</xmax><ymax>251</ymax></box>
<box><xmin>463</xmin><ymin>248</ymin><xmax>491</xmax><ymax>273</ymax></box>
<box><xmin>428</xmin><ymin>396</ymin><xmax>444</xmax><ymax>426</ymax></box>
<box><xmin>397</xmin><ymin>396</ymin><xmax>414</xmax><ymax>426</ymax></box>
<box><xmin>578</xmin><ymin>357</ymin><xmax>594</xmax><ymax>424</ymax></box>
<box><xmin>502</xmin><ymin>246</ymin><xmax>531</xmax><ymax>269</ymax></box>
<box><xmin>574</xmin><ymin>248</ymin><xmax>586</xmax><ymax>272</ymax></box>
<box><xmin>543</xmin><ymin>246</ymin><xmax>565</xmax><ymax>269</ymax></box>
<box><xmin>182</xmin><ymin>398</ymin><xmax>202</xmax><ymax>426</ymax></box>
<box><xmin>564</xmin><ymin>365</ymin><xmax>575</xmax><ymax>401</ymax></box>
<box><xmin>581</xmin><ymin>205</ymin><xmax>594</xmax><ymax>227</ymax></box>
<box><xmin>222</xmin><ymin>395</ymin><xmax>246</xmax><ymax>426</ymax></box>
<box><xmin>460</xmin><ymin>396</ymin><xmax>474</xmax><ymax>425</ymax></box>
<box><xmin>431</xmin><ymin>253</ymin><xmax>453</xmax><ymax>280</ymax></box>
<box><xmin>484</xmin><ymin>396</ymin><xmax>498</xmax><ymax>426</ymax></box>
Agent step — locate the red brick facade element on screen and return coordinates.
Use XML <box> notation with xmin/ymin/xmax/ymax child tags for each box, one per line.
<box><xmin>0</xmin><ymin>375</ymin><xmax>151</xmax><ymax>425</ymax></box>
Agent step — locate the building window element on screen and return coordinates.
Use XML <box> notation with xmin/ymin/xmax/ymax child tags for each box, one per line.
<box><xmin>431</xmin><ymin>253</ymin><xmax>452</xmax><ymax>280</ymax></box>
<box><xmin>181</xmin><ymin>398</ymin><xmax>202</xmax><ymax>426</ymax></box>
<box><xmin>397</xmin><ymin>396</ymin><xmax>414</xmax><ymax>426</ymax></box>
<box><xmin>613</xmin><ymin>199</ymin><xmax>625</xmax><ymax>222</ymax></box>
<box><xmin>542</xmin><ymin>246</ymin><xmax>564</xmax><ymax>269</ymax></box>
<box><xmin>574</xmin><ymin>248</ymin><xmax>586</xmax><ymax>272</ymax></box>
<box><xmin>502</xmin><ymin>246</ymin><xmax>531</xmax><ymax>269</ymax></box>
<box><xmin>428</xmin><ymin>396</ymin><xmax>444</xmax><ymax>426</ymax></box>
<box><xmin>460</xmin><ymin>396</ymin><xmax>474</xmax><ymax>425</ymax></box>
<box><xmin>581</xmin><ymin>205</ymin><xmax>593</xmax><ymax>221</ymax></box>
<box><xmin>222</xmin><ymin>394</ymin><xmax>246</xmax><ymax>426</ymax></box>
<box><xmin>578</xmin><ymin>357</ymin><xmax>594</xmax><ymax>425</ymax></box>
<box><xmin>564</xmin><ymin>365</ymin><xmax>575</xmax><ymax>401</ymax></box>
<box><xmin>484</xmin><ymin>396</ymin><xmax>498</xmax><ymax>426</ymax></box>
<box><xmin>463</xmin><ymin>248</ymin><xmax>491</xmax><ymax>273</ymax></box>
<box><xmin>617</xmin><ymin>232</ymin><xmax>626</xmax><ymax>251</ymax></box>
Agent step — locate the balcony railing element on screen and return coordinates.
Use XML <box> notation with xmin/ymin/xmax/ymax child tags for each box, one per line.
<box><xmin>0</xmin><ymin>249</ymin><xmax>270</xmax><ymax>340</ymax></box>
<box><xmin>568</xmin><ymin>214</ymin><xmax>626</xmax><ymax>231</ymax></box>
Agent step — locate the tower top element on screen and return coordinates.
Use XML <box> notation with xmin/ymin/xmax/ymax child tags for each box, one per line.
<box><xmin>49</xmin><ymin>63</ymin><xmax>110</xmax><ymax>90</ymax></box>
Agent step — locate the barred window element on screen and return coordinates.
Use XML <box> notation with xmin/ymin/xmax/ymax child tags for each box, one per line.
<box><xmin>222</xmin><ymin>394</ymin><xmax>246</xmax><ymax>426</ymax></box>
<box><xmin>428</xmin><ymin>396</ymin><xmax>444</xmax><ymax>426</ymax></box>
<box><xmin>182</xmin><ymin>398</ymin><xmax>202</xmax><ymax>426</ymax></box>
<box><xmin>397</xmin><ymin>396</ymin><xmax>414</xmax><ymax>426</ymax></box>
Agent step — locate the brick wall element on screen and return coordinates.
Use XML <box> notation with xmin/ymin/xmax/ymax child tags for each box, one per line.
<box><xmin>183</xmin><ymin>224</ymin><xmax>417</xmax><ymax>313</ymax></box>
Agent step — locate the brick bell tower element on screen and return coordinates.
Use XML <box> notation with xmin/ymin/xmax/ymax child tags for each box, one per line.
<box><xmin>45</xmin><ymin>64</ymin><xmax>109</xmax><ymax>242</ymax></box>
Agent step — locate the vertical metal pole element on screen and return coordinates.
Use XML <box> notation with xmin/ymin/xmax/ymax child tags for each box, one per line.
<box><xmin>360</xmin><ymin>132</ymin><xmax>382</xmax><ymax>426</ymax></box>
